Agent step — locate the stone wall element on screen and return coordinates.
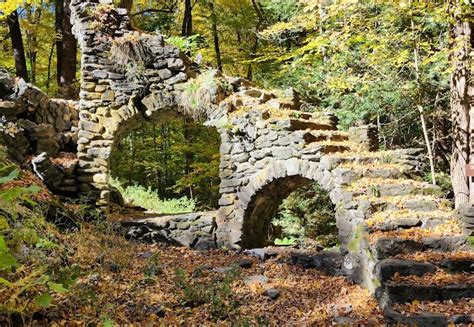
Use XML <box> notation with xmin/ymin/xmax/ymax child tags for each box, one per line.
<box><xmin>124</xmin><ymin>212</ymin><xmax>217</xmax><ymax>250</ymax></box>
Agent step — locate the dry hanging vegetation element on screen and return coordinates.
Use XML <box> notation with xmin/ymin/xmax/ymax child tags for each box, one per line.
<box><xmin>179</xmin><ymin>70</ymin><xmax>231</xmax><ymax>121</ymax></box>
<box><xmin>109</xmin><ymin>32</ymin><xmax>151</xmax><ymax>77</ymax></box>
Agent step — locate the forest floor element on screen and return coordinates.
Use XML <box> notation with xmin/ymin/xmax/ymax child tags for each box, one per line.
<box><xmin>29</xmin><ymin>221</ymin><xmax>384</xmax><ymax>326</ymax></box>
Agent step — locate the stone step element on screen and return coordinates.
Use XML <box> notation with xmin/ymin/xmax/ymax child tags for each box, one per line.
<box><xmin>372</xmin><ymin>235</ymin><xmax>467</xmax><ymax>260</ymax></box>
<box><xmin>377</xmin><ymin>256</ymin><xmax>474</xmax><ymax>283</ymax></box>
<box><xmin>392</xmin><ymin>252</ymin><xmax>474</xmax><ymax>278</ymax></box>
<box><xmin>288</xmin><ymin>118</ymin><xmax>337</xmax><ymax>131</ymax></box>
<box><xmin>384</xmin><ymin>300</ymin><xmax>473</xmax><ymax>326</ymax></box>
<box><xmin>321</xmin><ymin>154</ymin><xmax>392</xmax><ymax>170</ymax></box>
<box><xmin>368</xmin><ymin>215</ymin><xmax>456</xmax><ymax>232</ymax></box>
<box><xmin>377</xmin><ymin>259</ymin><xmax>438</xmax><ymax>283</ymax></box>
<box><xmin>304</xmin><ymin>131</ymin><xmax>349</xmax><ymax>143</ymax></box>
<box><xmin>383</xmin><ymin>282</ymin><xmax>474</xmax><ymax>303</ymax></box>
<box><xmin>362</xmin><ymin>195</ymin><xmax>449</xmax><ymax>213</ymax></box>
<box><xmin>320</xmin><ymin>144</ymin><xmax>351</xmax><ymax>155</ymax></box>
<box><xmin>347</xmin><ymin>178</ymin><xmax>443</xmax><ymax>197</ymax></box>
<box><xmin>332</xmin><ymin>167</ymin><xmax>404</xmax><ymax>185</ymax></box>
<box><xmin>301</xmin><ymin>143</ymin><xmax>351</xmax><ymax>160</ymax></box>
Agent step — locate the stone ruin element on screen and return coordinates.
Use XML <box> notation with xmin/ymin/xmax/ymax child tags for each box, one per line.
<box><xmin>0</xmin><ymin>0</ymin><xmax>472</xmax><ymax>324</ymax></box>
<box><xmin>0</xmin><ymin>69</ymin><xmax>79</xmax><ymax>194</ymax></box>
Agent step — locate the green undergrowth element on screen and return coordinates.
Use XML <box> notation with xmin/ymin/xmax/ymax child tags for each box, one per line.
<box><xmin>174</xmin><ymin>267</ymin><xmax>240</xmax><ymax>321</ymax></box>
<box><xmin>109</xmin><ymin>178</ymin><xmax>196</xmax><ymax>214</ymax></box>
<box><xmin>0</xmin><ymin>148</ymin><xmax>72</xmax><ymax>320</ymax></box>
<box><xmin>0</xmin><ymin>145</ymin><xmax>113</xmax><ymax>323</ymax></box>
<box><xmin>272</xmin><ymin>182</ymin><xmax>338</xmax><ymax>248</ymax></box>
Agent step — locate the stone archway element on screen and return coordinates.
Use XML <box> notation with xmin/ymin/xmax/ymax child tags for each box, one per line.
<box><xmin>240</xmin><ymin>175</ymin><xmax>319</xmax><ymax>248</ymax></box>
<box><xmin>68</xmin><ymin>0</ymin><xmax>380</xmax><ymax>288</ymax></box>
<box><xmin>108</xmin><ymin>107</ymin><xmax>222</xmax><ymax>208</ymax></box>
<box><xmin>218</xmin><ymin>159</ymin><xmax>341</xmax><ymax>249</ymax></box>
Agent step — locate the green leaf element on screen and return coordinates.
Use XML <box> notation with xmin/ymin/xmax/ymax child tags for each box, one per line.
<box><xmin>103</xmin><ymin>319</ymin><xmax>115</xmax><ymax>327</ymax></box>
<box><xmin>0</xmin><ymin>235</ymin><xmax>7</xmax><ymax>251</ymax></box>
<box><xmin>25</xmin><ymin>185</ymin><xmax>41</xmax><ymax>194</ymax></box>
<box><xmin>274</xmin><ymin>237</ymin><xmax>297</xmax><ymax>246</ymax></box>
<box><xmin>0</xmin><ymin>236</ymin><xmax>18</xmax><ymax>270</ymax></box>
<box><xmin>0</xmin><ymin>169</ymin><xmax>19</xmax><ymax>185</ymax></box>
<box><xmin>0</xmin><ymin>277</ymin><xmax>12</xmax><ymax>286</ymax></box>
<box><xmin>48</xmin><ymin>282</ymin><xmax>68</xmax><ymax>294</ymax></box>
<box><xmin>35</xmin><ymin>292</ymin><xmax>52</xmax><ymax>308</ymax></box>
<box><xmin>0</xmin><ymin>252</ymin><xmax>18</xmax><ymax>270</ymax></box>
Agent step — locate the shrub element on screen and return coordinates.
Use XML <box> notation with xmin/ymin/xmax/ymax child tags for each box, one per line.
<box><xmin>179</xmin><ymin>70</ymin><xmax>231</xmax><ymax>121</ymax></box>
<box><xmin>0</xmin><ymin>146</ymin><xmax>75</xmax><ymax>319</ymax></box>
<box><xmin>272</xmin><ymin>182</ymin><xmax>338</xmax><ymax>248</ymax></box>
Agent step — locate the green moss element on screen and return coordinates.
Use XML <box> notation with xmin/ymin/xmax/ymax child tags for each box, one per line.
<box><xmin>468</xmin><ymin>236</ymin><xmax>474</xmax><ymax>247</ymax></box>
<box><xmin>347</xmin><ymin>224</ymin><xmax>365</xmax><ymax>252</ymax></box>
<box><xmin>372</xmin><ymin>277</ymin><xmax>381</xmax><ymax>289</ymax></box>
<box><xmin>0</xmin><ymin>216</ymin><xmax>9</xmax><ymax>231</ymax></box>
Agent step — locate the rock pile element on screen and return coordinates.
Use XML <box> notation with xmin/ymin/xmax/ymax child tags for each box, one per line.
<box><xmin>0</xmin><ymin>69</ymin><xmax>79</xmax><ymax>194</ymax></box>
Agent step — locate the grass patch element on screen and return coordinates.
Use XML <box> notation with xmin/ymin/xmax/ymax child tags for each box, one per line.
<box><xmin>109</xmin><ymin>178</ymin><xmax>195</xmax><ymax>214</ymax></box>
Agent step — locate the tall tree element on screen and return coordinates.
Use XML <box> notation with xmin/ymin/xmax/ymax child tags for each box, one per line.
<box><xmin>182</xmin><ymin>0</ymin><xmax>193</xmax><ymax>36</ymax></box>
<box><xmin>25</xmin><ymin>6</ymin><xmax>42</xmax><ymax>84</ymax></box>
<box><xmin>6</xmin><ymin>10</ymin><xmax>28</xmax><ymax>81</ymax></box>
<box><xmin>56</xmin><ymin>0</ymin><xmax>77</xmax><ymax>98</ymax></box>
<box><xmin>450</xmin><ymin>0</ymin><xmax>473</xmax><ymax>208</ymax></box>
<box><xmin>208</xmin><ymin>1</ymin><xmax>222</xmax><ymax>71</ymax></box>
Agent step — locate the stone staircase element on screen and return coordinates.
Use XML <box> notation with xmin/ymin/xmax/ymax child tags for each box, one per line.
<box><xmin>331</xmin><ymin>143</ymin><xmax>473</xmax><ymax>325</ymax></box>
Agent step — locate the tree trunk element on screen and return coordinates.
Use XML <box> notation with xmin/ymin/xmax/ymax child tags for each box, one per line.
<box><xmin>119</xmin><ymin>0</ymin><xmax>133</xmax><ymax>16</ymax></box>
<box><xmin>209</xmin><ymin>1</ymin><xmax>222</xmax><ymax>71</ymax></box>
<box><xmin>56</xmin><ymin>0</ymin><xmax>64</xmax><ymax>89</ymax></box>
<box><xmin>7</xmin><ymin>11</ymin><xmax>28</xmax><ymax>81</ymax></box>
<box><xmin>182</xmin><ymin>0</ymin><xmax>193</xmax><ymax>36</ymax></box>
<box><xmin>56</xmin><ymin>0</ymin><xmax>77</xmax><ymax>98</ymax></box>
<box><xmin>450</xmin><ymin>2</ymin><xmax>473</xmax><ymax>208</ymax></box>
<box><xmin>248</xmin><ymin>0</ymin><xmax>265</xmax><ymax>80</ymax></box>
<box><xmin>46</xmin><ymin>43</ymin><xmax>55</xmax><ymax>92</ymax></box>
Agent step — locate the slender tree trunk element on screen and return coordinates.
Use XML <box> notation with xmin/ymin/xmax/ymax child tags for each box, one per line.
<box><xmin>46</xmin><ymin>43</ymin><xmax>55</xmax><ymax>91</ymax></box>
<box><xmin>26</xmin><ymin>7</ymin><xmax>42</xmax><ymax>84</ymax></box>
<box><xmin>410</xmin><ymin>9</ymin><xmax>436</xmax><ymax>185</ymax></box>
<box><xmin>209</xmin><ymin>1</ymin><xmax>222</xmax><ymax>71</ymax></box>
<box><xmin>248</xmin><ymin>0</ymin><xmax>265</xmax><ymax>80</ymax></box>
<box><xmin>247</xmin><ymin>33</ymin><xmax>259</xmax><ymax>81</ymax></box>
<box><xmin>7</xmin><ymin>11</ymin><xmax>28</xmax><ymax>81</ymax></box>
<box><xmin>182</xmin><ymin>0</ymin><xmax>194</xmax><ymax>197</ymax></box>
<box><xmin>182</xmin><ymin>0</ymin><xmax>193</xmax><ymax>36</ymax></box>
<box><xmin>56</xmin><ymin>0</ymin><xmax>64</xmax><ymax>88</ymax></box>
<box><xmin>56</xmin><ymin>0</ymin><xmax>77</xmax><ymax>98</ymax></box>
<box><xmin>183</xmin><ymin>118</ymin><xmax>194</xmax><ymax>200</ymax></box>
<box><xmin>449</xmin><ymin>1</ymin><xmax>473</xmax><ymax>208</ymax></box>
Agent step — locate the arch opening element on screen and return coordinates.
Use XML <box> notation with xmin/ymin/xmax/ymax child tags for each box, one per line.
<box><xmin>108</xmin><ymin>109</ymin><xmax>221</xmax><ymax>213</ymax></box>
<box><xmin>241</xmin><ymin>176</ymin><xmax>337</xmax><ymax>249</ymax></box>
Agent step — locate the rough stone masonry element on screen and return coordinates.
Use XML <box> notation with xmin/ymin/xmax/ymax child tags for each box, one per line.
<box><xmin>65</xmin><ymin>0</ymin><xmax>473</xmax><ymax>296</ymax></box>
<box><xmin>0</xmin><ymin>0</ymin><xmax>470</xmax><ymax>304</ymax></box>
